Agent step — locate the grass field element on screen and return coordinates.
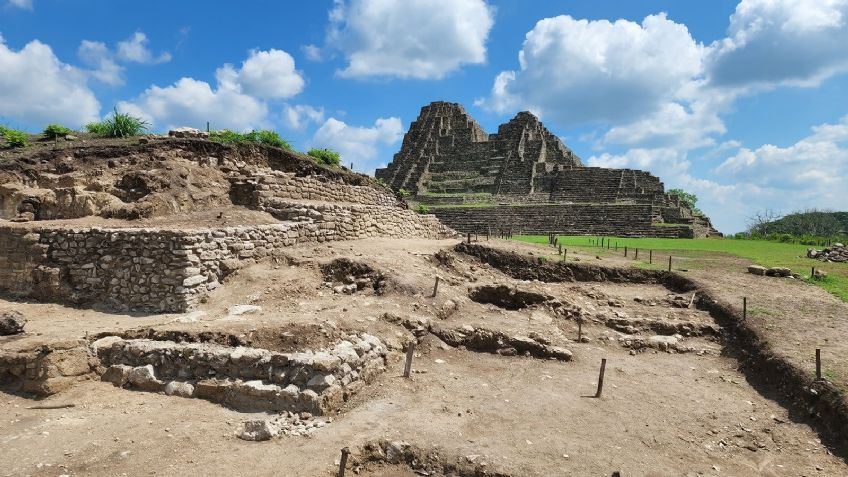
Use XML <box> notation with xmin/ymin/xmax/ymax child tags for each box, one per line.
<box><xmin>514</xmin><ymin>235</ymin><xmax>848</xmax><ymax>301</ymax></box>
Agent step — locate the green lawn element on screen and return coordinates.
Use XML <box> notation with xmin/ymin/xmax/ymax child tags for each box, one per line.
<box><xmin>513</xmin><ymin>235</ymin><xmax>848</xmax><ymax>301</ymax></box>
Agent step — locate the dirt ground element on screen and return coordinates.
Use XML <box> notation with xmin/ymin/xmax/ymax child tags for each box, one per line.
<box><xmin>521</xmin><ymin>240</ymin><xmax>848</xmax><ymax>394</ymax></box>
<box><xmin>1</xmin><ymin>237</ymin><xmax>846</xmax><ymax>476</ymax></box>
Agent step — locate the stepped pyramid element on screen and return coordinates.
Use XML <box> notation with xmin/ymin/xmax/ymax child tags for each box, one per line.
<box><xmin>376</xmin><ymin>102</ymin><xmax>720</xmax><ymax>238</ymax></box>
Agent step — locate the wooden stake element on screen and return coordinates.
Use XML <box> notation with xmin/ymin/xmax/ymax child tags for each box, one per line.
<box><xmin>564</xmin><ymin>248</ymin><xmax>567</xmax><ymax>261</ymax></box>
<box><xmin>595</xmin><ymin>358</ymin><xmax>607</xmax><ymax>398</ymax></box>
<box><xmin>624</xmin><ymin>246</ymin><xmax>628</xmax><ymax>257</ymax></box>
<box><xmin>649</xmin><ymin>250</ymin><xmax>653</xmax><ymax>263</ymax></box>
<box><xmin>403</xmin><ymin>343</ymin><xmax>415</xmax><ymax>378</ymax></box>
<box><xmin>812</xmin><ymin>266</ymin><xmax>816</xmax><ymax>279</ymax></box>
<box><xmin>432</xmin><ymin>276</ymin><xmax>440</xmax><ymax>297</ymax></box>
<box><xmin>467</xmin><ymin>233</ymin><xmax>471</xmax><ymax>244</ymax></box>
<box><xmin>559</xmin><ymin>244</ymin><xmax>562</xmax><ymax>255</ymax></box>
<box><xmin>338</xmin><ymin>447</ymin><xmax>350</xmax><ymax>477</ymax></box>
<box><xmin>668</xmin><ymin>255</ymin><xmax>672</xmax><ymax>272</ymax></box>
<box><xmin>816</xmin><ymin>348</ymin><xmax>822</xmax><ymax>380</ymax></box>
<box><xmin>635</xmin><ymin>248</ymin><xmax>639</xmax><ymax>260</ymax></box>
<box><xmin>743</xmin><ymin>296</ymin><xmax>747</xmax><ymax>320</ymax></box>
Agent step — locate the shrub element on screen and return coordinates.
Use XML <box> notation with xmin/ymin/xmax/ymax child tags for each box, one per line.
<box><xmin>254</xmin><ymin>130</ymin><xmax>292</xmax><ymax>150</ymax></box>
<box><xmin>415</xmin><ymin>204</ymin><xmax>430</xmax><ymax>214</ymax></box>
<box><xmin>86</xmin><ymin>108</ymin><xmax>148</xmax><ymax>137</ymax></box>
<box><xmin>1</xmin><ymin>127</ymin><xmax>29</xmax><ymax>148</ymax></box>
<box><xmin>85</xmin><ymin>121</ymin><xmax>110</xmax><ymax>135</ymax></box>
<box><xmin>307</xmin><ymin>148</ymin><xmax>341</xmax><ymax>166</ymax></box>
<box><xmin>209</xmin><ymin>129</ymin><xmax>292</xmax><ymax>150</ymax></box>
<box><xmin>43</xmin><ymin>123</ymin><xmax>74</xmax><ymax>139</ymax></box>
<box><xmin>398</xmin><ymin>188</ymin><xmax>411</xmax><ymax>199</ymax></box>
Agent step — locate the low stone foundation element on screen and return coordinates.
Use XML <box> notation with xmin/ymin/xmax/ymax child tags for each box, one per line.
<box><xmin>92</xmin><ymin>333</ymin><xmax>388</xmax><ymax>414</ymax></box>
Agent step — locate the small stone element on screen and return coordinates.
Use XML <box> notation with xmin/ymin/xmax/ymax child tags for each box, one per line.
<box><xmin>101</xmin><ymin>364</ymin><xmax>133</xmax><ymax>387</ymax></box>
<box><xmin>237</xmin><ymin>420</ymin><xmax>279</xmax><ymax>441</ymax></box>
<box><xmin>164</xmin><ymin>381</ymin><xmax>195</xmax><ymax>398</ymax></box>
<box><xmin>227</xmin><ymin>304</ymin><xmax>262</xmax><ymax>316</ymax></box>
<box><xmin>747</xmin><ymin>265</ymin><xmax>767</xmax><ymax>276</ymax></box>
<box><xmin>0</xmin><ymin>310</ymin><xmax>26</xmax><ymax>335</ymax></box>
<box><xmin>128</xmin><ymin>365</ymin><xmax>163</xmax><ymax>392</ymax></box>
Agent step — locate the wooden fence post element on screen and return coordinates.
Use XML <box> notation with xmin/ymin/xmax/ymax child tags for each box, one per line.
<box><xmin>595</xmin><ymin>359</ymin><xmax>607</xmax><ymax>398</ymax></box>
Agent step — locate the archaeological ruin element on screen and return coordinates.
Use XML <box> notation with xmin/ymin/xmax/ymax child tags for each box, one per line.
<box><xmin>0</xmin><ymin>137</ymin><xmax>452</xmax><ymax>313</ymax></box>
<box><xmin>2</xmin><ymin>126</ymin><xmax>847</xmax><ymax>477</ymax></box>
<box><xmin>377</xmin><ymin>101</ymin><xmax>720</xmax><ymax>238</ymax></box>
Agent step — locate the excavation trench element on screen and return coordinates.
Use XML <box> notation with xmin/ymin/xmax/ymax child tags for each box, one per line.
<box><xmin>384</xmin><ymin>313</ymin><xmax>573</xmax><ymax>361</ymax></box>
<box><xmin>455</xmin><ymin>242</ymin><xmax>848</xmax><ymax>458</ymax></box>
<box><xmin>350</xmin><ymin>438</ymin><xmax>513</xmax><ymax>477</ymax></box>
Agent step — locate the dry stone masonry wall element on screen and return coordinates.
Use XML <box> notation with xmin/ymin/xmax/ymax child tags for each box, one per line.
<box><xmin>432</xmin><ymin>204</ymin><xmax>694</xmax><ymax>238</ymax></box>
<box><xmin>92</xmin><ymin>332</ymin><xmax>388</xmax><ymax>414</ymax></box>
<box><xmin>0</xmin><ymin>205</ymin><xmax>451</xmax><ymax>312</ymax></box>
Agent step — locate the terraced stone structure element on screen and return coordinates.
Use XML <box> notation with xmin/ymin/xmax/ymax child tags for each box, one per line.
<box><xmin>376</xmin><ymin>101</ymin><xmax>719</xmax><ymax>237</ymax></box>
<box><xmin>0</xmin><ymin>137</ymin><xmax>453</xmax><ymax>312</ymax></box>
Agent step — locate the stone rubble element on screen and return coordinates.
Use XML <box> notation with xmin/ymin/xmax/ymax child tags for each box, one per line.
<box><xmin>807</xmin><ymin>243</ymin><xmax>847</xmax><ymax>263</ymax></box>
<box><xmin>236</xmin><ymin>411</ymin><xmax>331</xmax><ymax>441</ymax></box>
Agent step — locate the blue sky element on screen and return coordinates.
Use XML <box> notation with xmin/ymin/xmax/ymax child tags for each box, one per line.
<box><xmin>1</xmin><ymin>0</ymin><xmax>847</xmax><ymax>233</ymax></box>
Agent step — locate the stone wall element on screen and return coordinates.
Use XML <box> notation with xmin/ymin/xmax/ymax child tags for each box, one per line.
<box><xmin>230</xmin><ymin>170</ymin><xmax>401</xmax><ymax>208</ymax></box>
<box><xmin>431</xmin><ymin>204</ymin><xmax>695</xmax><ymax>238</ymax></box>
<box><xmin>0</xmin><ymin>205</ymin><xmax>452</xmax><ymax>312</ymax></box>
<box><xmin>93</xmin><ymin>333</ymin><xmax>389</xmax><ymax>414</ymax></box>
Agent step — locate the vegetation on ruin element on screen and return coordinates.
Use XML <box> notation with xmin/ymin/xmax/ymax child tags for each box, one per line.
<box><xmin>667</xmin><ymin>188</ymin><xmax>702</xmax><ymax>215</ymax></box>
<box><xmin>42</xmin><ymin>123</ymin><xmax>74</xmax><ymax>139</ymax></box>
<box><xmin>515</xmin><ymin>234</ymin><xmax>848</xmax><ymax>302</ymax></box>
<box><xmin>415</xmin><ymin>204</ymin><xmax>430</xmax><ymax>214</ymax></box>
<box><xmin>398</xmin><ymin>188</ymin><xmax>411</xmax><ymax>199</ymax></box>
<box><xmin>306</xmin><ymin>147</ymin><xmax>341</xmax><ymax>166</ymax></box>
<box><xmin>86</xmin><ymin>108</ymin><xmax>149</xmax><ymax>137</ymax></box>
<box><xmin>0</xmin><ymin>126</ymin><xmax>29</xmax><ymax>148</ymax></box>
<box><xmin>209</xmin><ymin>129</ymin><xmax>292</xmax><ymax>150</ymax></box>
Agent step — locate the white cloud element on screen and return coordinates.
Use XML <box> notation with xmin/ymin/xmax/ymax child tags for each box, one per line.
<box><xmin>0</xmin><ymin>36</ymin><xmax>100</xmax><ymax>128</ymax></box>
<box><xmin>117</xmin><ymin>77</ymin><xmax>268</xmax><ymax>132</ymax></box>
<box><xmin>217</xmin><ymin>49</ymin><xmax>304</xmax><ymax>99</ymax></box>
<box><xmin>706</xmin><ymin>0</ymin><xmax>848</xmax><ymax>88</ymax></box>
<box><xmin>477</xmin><ymin>13</ymin><xmax>704</xmax><ymax>126</ymax></box>
<box><xmin>8</xmin><ymin>0</ymin><xmax>32</xmax><ymax>9</ymax></box>
<box><xmin>117</xmin><ymin>48</ymin><xmax>307</xmax><ymax>131</ymax></box>
<box><xmin>116</xmin><ymin>32</ymin><xmax>171</xmax><ymax>64</ymax></box>
<box><xmin>587</xmin><ymin>115</ymin><xmax>848</xmax><ymax>233</ymax></box>
<box><xmin>601</xmin><ymin>94</ymin><xmax>728</xmax><ymax>149</ymax></box>
<box><xmin>283</xmin><ymin>104</ymin><xmax>325</xmax><ymax>130</ymax></box>
<box><xmin>328</xmin><ymin>0</ymin><xmax>494</xmax><ymax>79</ymax></box>
<box><xmin>716</xmin><ymin>115</ymin><xmax>848</xmax><ymax>191</ymax></box>
<box><xmin>302</xmin><ymin>44</ymin><xmax>322</xmax><ymax>61</ymax></box>
<box><xmin>311</xmin><ymin>116</ymin><xmax>403</xmax><ymax>170</ymax></box>
<box><xmin>77</xmin><ymin>40</ymin><xmax>124</xmax><ymax>85</ymax></box>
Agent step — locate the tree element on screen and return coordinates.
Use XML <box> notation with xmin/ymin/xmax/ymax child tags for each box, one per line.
<box><xmin>667</xmin><ymin>188</ymin><xmax>702</xmax><ymax>215</ymax></box>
